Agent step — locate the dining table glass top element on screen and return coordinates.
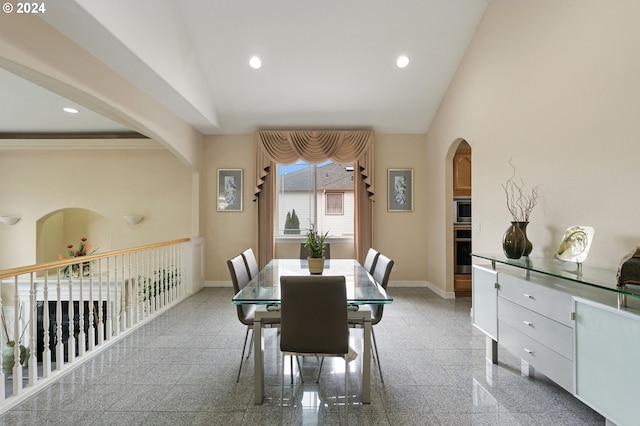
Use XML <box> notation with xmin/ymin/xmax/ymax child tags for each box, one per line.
<box><xmin>232</xmin><ymin>258</ymin><xmax>393</xmax><ymax>305</ymax></box>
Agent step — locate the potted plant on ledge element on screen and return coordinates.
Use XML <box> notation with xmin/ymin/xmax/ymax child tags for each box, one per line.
<box><xmin>305</xmin><ymin>224</ymin><xmax>329</xmax><ymax>275</ymax></box>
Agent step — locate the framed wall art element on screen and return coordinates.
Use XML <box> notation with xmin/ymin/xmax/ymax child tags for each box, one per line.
<box><xmin>388</xmin><ymin>168</ymin><xmax>413</xmax><ymax>212</ymax></box>
<box><xmin>217</xmin><ymin>169</ymin><xmax>243</xmax><ymax>212</ymax></box>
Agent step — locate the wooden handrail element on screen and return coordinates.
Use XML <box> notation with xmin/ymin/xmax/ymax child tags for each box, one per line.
<box><xmin>0</xmin><ymin>238</ymin><xmax>190</xmax><ymax>279</ymax></box>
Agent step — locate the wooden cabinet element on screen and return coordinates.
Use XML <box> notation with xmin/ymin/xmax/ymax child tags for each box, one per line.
<box><xmin>453</xmin><ymin>147</ymin><xmax>471</xmax><ymax>197</ymax></box>
<box><xmin>454</xmin><ymin>274</ymin><xmax>472</xmax><ymax>296</ymax></box>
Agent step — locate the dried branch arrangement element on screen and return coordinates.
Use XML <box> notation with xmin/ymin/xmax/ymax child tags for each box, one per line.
<box><xmin>502</xmin><ymin>161</ymin><xmax>541</xmax><ymax>222</ymax></box>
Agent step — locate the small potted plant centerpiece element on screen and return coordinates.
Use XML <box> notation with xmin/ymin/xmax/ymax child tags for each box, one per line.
<box><xmin>305</xmin><ymin>224</ymin><xmax>329</xmax><ymax>274</ymax></box>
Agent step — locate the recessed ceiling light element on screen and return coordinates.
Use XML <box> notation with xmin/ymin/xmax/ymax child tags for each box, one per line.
<box><xmin>396</xmin><ymin>55</ymin><xmax>410</xmax><ymax>68</ymax></box>
<box><xmin>249</xmin><ymin>56</ymin><xmax>262</xmax><ymax>69</ymax></box>
<box><xmin>63</xmin><ymin>107</ymin><xmax>79</xmax><ymax>114</ymax></box>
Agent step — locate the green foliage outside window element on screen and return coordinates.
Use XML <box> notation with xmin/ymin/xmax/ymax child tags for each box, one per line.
<box><xmin>284</xmin><ymin>209</ymin><xmax>300</xmax><ymax>235</ymax></box>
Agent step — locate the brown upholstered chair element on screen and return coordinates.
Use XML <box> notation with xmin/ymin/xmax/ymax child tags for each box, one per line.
<box><xmin>279</xmin><ymin>275</ymin><xmax>350</xmax><ymax>420</ymax></box>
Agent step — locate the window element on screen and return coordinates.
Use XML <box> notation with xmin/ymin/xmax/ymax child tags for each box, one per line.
<box><xmin>276</xmin><ymin>160</ymin><xmax>354</xmax><ymax>237</ymax></box>
<box><xmin>326</xmin><ymin>193</ymin><xmax>344</xmax><ymax>215</ymax></box>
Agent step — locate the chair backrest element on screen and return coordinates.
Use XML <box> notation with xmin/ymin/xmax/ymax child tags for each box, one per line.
<box><xmin>241</xmin><ymin>248</ymin><xmax>260</xmax><ymax>279</ymax></box>
<box><xmin>227</xmin><ymin>254</ymin><xmax>251</xmax><ymax>293</ymax></box>
<box><xmin>228</xmin><ymin>254</ymin><xmax>254</xmax><ymax>324</ymax></box>
<box><xmin>299</xmin><ymin>243</ymin><xmax>331</xmax><ymax>260</ymax></box>
<box><xmin>369</xmin><ymin>254</ymin><xmax>394</xmax><ymax>325</ymax></box>
<box><xmin>280</xmin><ymin>275</ymin><xmax>348</xmax><ymax>355</ymax></box>
<box><xmin>372</xmin><ymin>254</ymin><xmax>394</xmax><ymax>289</ymax></box>
<box><xmin>363</xmin><ymin>248</ymin><xmax>380</xmax><ymax>274</ymax></box>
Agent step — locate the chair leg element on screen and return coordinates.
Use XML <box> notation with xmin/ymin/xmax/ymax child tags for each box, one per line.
<box><xmin>288</xmin><ymin>356</ymin><xmax>304</xmax><ymax>384</ymax></box>
<box><xmin>236</xmin><ymin>326</ymin><xmax>251</xmax><ymax>382</ymax></box>
<box><xmin>246</xmin><ymin>329</ymin><xmax>254</xmax><ymax>358</ymax></box>
<box><xmin>316</xmin><ymin>357</ymin><xmax>324</xmax><ymax>383</ymax></box>
<box><xmin>371</xmin><ymin>327</ymin><xmax>384</xmax><ymax>384</ymax></box>
<box><xmin>296</xmin><ymin>356</ymin><xmax>304</xmax><ymax>383</ymax></box>
<box><xmin>280</xmin><ymin>353</ymin><xmax>285</xmax><ymax>421</ymax></box>
<box><xmin>344</xmin><ymin>357</ymin><xmax>349</xmax><ymax>424</ymax></box>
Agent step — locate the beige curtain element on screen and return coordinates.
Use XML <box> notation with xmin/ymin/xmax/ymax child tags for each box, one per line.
<box><xmin>254</xmin><ymin>130</ymin><xmax>374</xmax><ymax>267</ymax></box>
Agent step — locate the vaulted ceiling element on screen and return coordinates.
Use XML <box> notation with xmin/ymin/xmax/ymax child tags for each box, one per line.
<box><xmin>1</xmin><ymin>0</ymin><xmax>488</xmax><ymax>136</ymax></box>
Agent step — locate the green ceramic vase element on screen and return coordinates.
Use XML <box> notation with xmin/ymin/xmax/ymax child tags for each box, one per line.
<box><xmin>503</xmin><ymin>222</ymin><xmax>526</xmax><ymax>259</ymax></box>
<box><xmin>515</xmin><ymin>221</ymin><xmax>532</xmax><ymax>256</ymax></box>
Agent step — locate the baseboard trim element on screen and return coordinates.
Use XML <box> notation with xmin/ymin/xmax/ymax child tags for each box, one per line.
<box><xmin>425</xmin><ymin>282</ymin><xmax>456</xmax><ymax>300</ymax></box>
<box><xmin>206</xmin><ymin>281</ymin><xmax>232</xmax><ymax>287</ymax></box>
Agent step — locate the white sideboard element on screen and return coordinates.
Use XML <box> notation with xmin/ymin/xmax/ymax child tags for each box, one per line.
<box><xmin>472</xmin><ymin>254</ymin><xmax>640</xmax><ymax>426</ymax></box>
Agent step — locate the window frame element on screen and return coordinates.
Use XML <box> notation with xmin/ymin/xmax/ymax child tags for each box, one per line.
<box><xmin>275</xmin><ymin>161</ymin><xmax>353</xmax><ymax>240</ymax></box>
<box><xmin>325</xmin><ymin>192</ymin><xmax>344</xmax><ymax>216</ymax></box>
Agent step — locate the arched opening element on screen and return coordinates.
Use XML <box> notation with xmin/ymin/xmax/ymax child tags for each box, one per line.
<box><xmin>452</xmin><ymin>139</ymin><xmax>472</xmax><ymax>297</ymax></box>
<box><xmin>36</xmin><ymin>208</ymin><xmax>110</xmax><ymax>264</ymax></box>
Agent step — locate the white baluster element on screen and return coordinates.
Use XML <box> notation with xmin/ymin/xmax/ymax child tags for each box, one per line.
<box><xmin>67</xmin><ymin>271</ymin><xmax>75</xmax><ymax>364</ymax></box>
<box><xmin>78</xmin><ymin>270</ymin><xmax>85</xmax><ymax>358</ymax></box>
<box><xmin>12</xmin><ymin>276</ymin><xmax>22</xmax><ymax>395</ymax></box>
<box><xmin>55</xmin><ymin>269</ymin><xmax>64</xmax><ymax>370</ymax></box>
<box><xmin>42</xmin><ymin>272</ymin><xmax>51</xmax><ymax>377</ymax></box>
<box><xmin>28</xmin><ymin>272</ymin><xmax>37</xmax><ymax>385</ymax></box>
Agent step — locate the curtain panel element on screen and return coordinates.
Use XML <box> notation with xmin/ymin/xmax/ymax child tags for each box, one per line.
<box><xmin>254</xmin><ymin>130</ymin><xmax>375</xmax><ymax>267</ymax></box>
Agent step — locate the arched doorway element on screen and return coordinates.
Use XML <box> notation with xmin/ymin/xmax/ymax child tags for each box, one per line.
<box><xmin>36</xmin><ymin>208</ymin><xmax>110</xmax><ymax>264</ymax></box>
<box><xmin>453</xmin><ymin>140</ymin><xmax>472</xmax><ymax>297</ymax></box>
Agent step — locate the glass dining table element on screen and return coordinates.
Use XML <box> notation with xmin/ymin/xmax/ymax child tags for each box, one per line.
<box><xmin>232</xmin><ymin>258</ymin><xmax>393</xmax><ymax>404</ymax></box>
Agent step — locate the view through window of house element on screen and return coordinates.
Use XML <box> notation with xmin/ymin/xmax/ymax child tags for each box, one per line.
<box><xmin>276</xmin><ymin>160</ymin><xmax>354</xmax><ymax>238</ymax></box>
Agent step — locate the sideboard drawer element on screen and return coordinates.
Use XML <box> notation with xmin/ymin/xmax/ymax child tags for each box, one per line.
<box><xmin>498</xmin><ymin>273</ymin><xmax>573</xmax><ymax>326</ymax></box>
<box><xmin>499</xmin><ymin>321</ymin><xmax>573</xmax><ymax>392</ymax></box>
<box><xmin>498</xmin><ymin>297</ymin><xmax>573</xmax><ymax>360</ymax></box>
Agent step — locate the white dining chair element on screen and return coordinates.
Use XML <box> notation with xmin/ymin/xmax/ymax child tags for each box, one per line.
<box><xmin>241</xmin><ymin>248</ymin><xmax>260</xmax><ymax>279</ymax></box>
<box><xmin>363</xmin><ymin>248</ymin><xmax>380</xmax><ymax>274</ymax></box>
<box><xmin>227</xmin><ymin>254</ymin><xmax>280</xmax><ymax>382</ymax></box>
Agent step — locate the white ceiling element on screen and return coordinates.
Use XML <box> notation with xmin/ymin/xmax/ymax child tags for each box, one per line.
<box><xmin>2</xmin><ymin>0</ymin><xmax>488</xmax><ymax>136</ymax></box>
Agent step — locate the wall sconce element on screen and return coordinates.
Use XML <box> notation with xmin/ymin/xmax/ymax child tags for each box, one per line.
<box><xmin>0</xmin><ymin>216</ymin><xmax>20</xmax><ymax>225</ymax></box>
<box><xmin>123</xmin><ymin>215</ymin><xmax>144</xmax><ymax>225</ymax></box>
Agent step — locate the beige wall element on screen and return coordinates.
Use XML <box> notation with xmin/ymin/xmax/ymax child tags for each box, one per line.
<box><xmin>426</xmin><ymin>0</ymin><xmax>640</xmax><ymax>293</ymax></box>
<box><xmin>204</xmin><ymin>133</ymin><xmax>429</xmax><ymax>284</ymax></box>
<box><xmin>0</xmin><ymin>148</ymin><xmax>193</xmax><ymax>269</ymax></box>
<box><xmin>204</xmin><ymin>135</ymin><xmax>257</xmax><ymax>282</ymax></box>
<box><xmin>373</xmin><ymin>134</ymin><xmax>428</xmax><ymax>284</ymax></box>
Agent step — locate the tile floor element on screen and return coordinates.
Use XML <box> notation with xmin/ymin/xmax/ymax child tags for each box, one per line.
<box><xmin>0</xmin><ymin>287</ymin><xmax>605</xmax><ymax>425</ymax></box>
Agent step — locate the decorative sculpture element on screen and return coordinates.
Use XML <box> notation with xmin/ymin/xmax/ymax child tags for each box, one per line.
<box><xmin>555</xmin><ymin>226</ymin><xmax>595</xmax><ymax>264</ymax></box>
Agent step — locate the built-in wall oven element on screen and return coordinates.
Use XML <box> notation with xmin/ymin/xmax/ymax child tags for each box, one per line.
<box><xmin>453</xmin><ymin>197</ymin><xmax>472</xmax><ymax>225</ymax></box>
<box><xmin>454</xmin><ymin>227</ymin><xmax>472</xmax><ymax>274</ymax></box>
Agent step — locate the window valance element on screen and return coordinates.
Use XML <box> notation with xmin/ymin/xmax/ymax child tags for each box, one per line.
<box><xmin>254</xmin><ymin>129</ymin><xmax>375</xmax><ymax>200</ymax></box>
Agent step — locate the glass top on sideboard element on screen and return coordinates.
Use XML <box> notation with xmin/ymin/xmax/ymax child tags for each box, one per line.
<box><xmin>471</xmin><ymin>253</ymin><xmax>640</xmax><ymax>298</ymax></box>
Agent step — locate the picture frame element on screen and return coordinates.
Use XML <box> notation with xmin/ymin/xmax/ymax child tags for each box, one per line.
<box><xmin>217</xmin><ymin>169</ymin><xmax>243</xmax><ymax>212</ymax></box>
<box><xmin>387</xmin><ymin>168</ymin><xmax>413</xmax><ymax>212</ymax></box>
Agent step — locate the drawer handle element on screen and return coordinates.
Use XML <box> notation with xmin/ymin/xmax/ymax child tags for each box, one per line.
<box><xmin>523</xmin><ymin>321</ymin><xmax>533</xmax><ymax>326</ymax></box>
<box><xmin>523</xmin><ymin>293</ymin><xmax>534</xmax><ymax>299</ymax></box>
<box><xmin>524</xmin><ymin>348</ymin><xmax>534</xmax><ymax>354</ymax></box>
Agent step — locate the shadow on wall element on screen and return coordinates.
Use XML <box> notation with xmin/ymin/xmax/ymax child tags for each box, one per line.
<box><xmin>36</xmin><ymin>208</ymin><xmax>110</xmax><ymax>264</ymax></box>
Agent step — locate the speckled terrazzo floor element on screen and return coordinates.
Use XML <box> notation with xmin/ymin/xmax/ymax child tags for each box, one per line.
<box><xmin>0</xmin><ymin>287</ymin><xmax>605</xmax><ymax>425</ymax></box>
